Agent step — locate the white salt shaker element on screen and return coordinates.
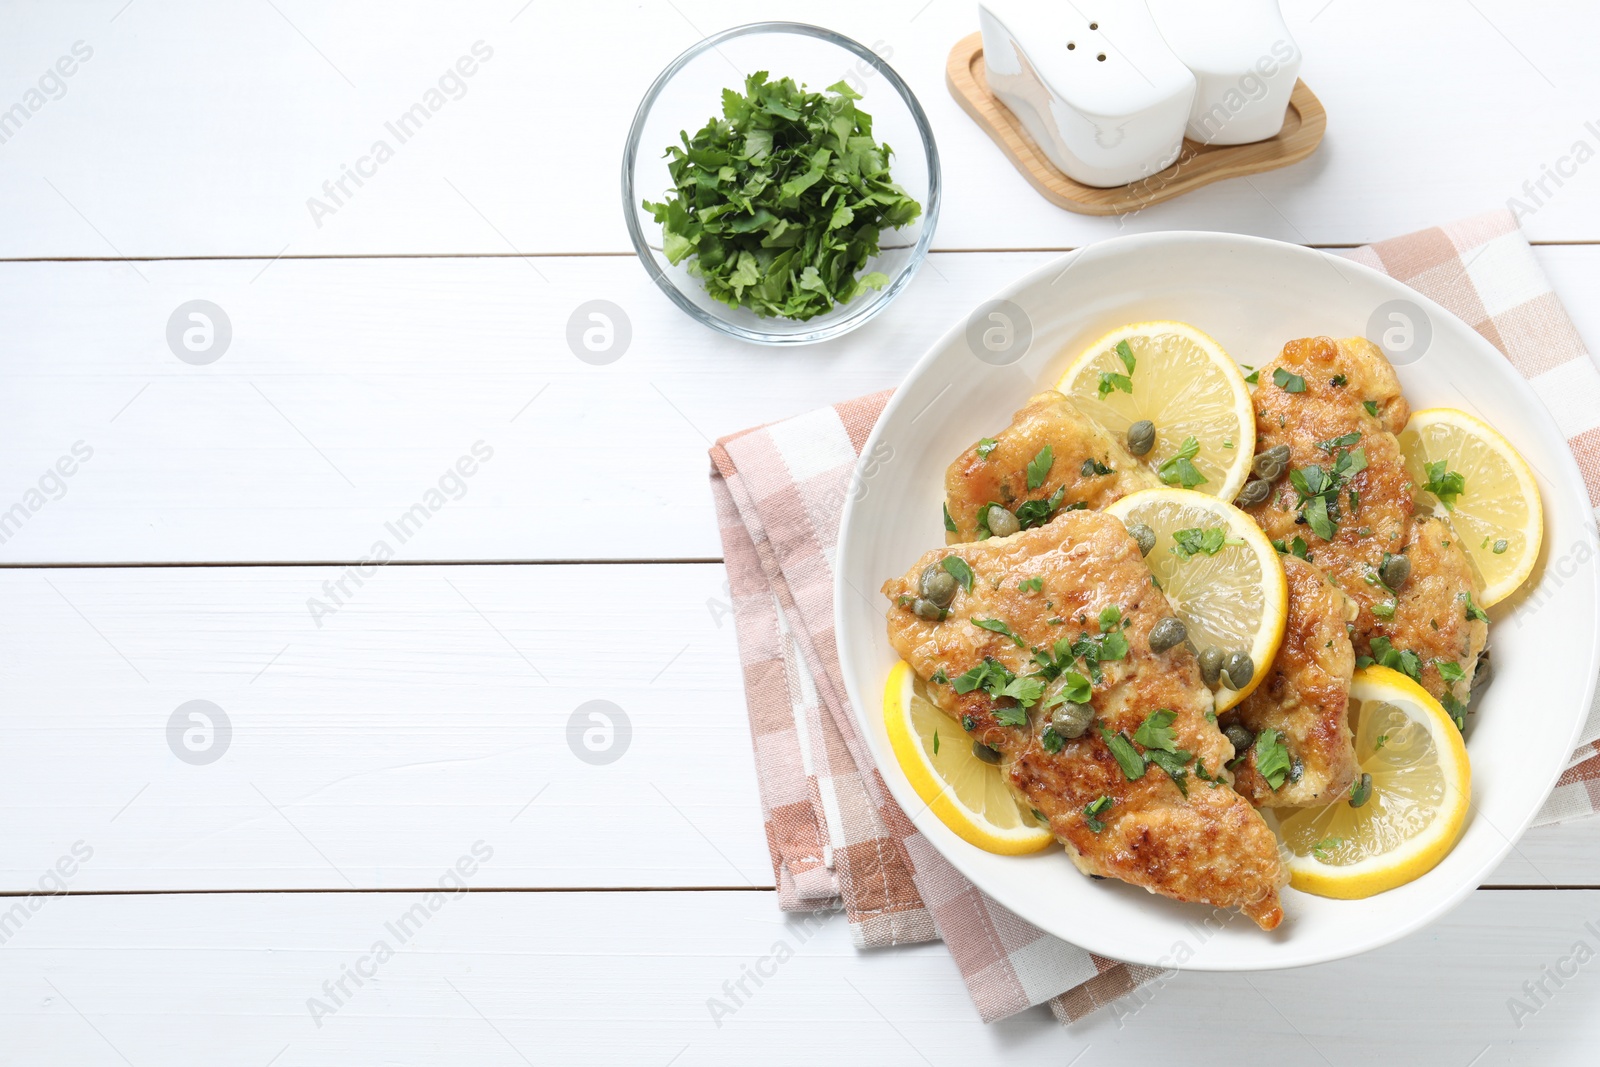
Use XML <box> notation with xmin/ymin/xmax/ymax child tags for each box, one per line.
<box><xmin>977</xmin><ymin>0</ymin><xmax>1195</xmax><ymax>188</ymax></box>
<box><xmin>1147</xmin><ymin>0</ymin><xmax>1302</xmax><ymax>145</ymax></box>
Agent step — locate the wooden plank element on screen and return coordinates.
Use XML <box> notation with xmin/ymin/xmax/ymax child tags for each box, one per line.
<box><xmin>2</xmin><ymin>889</ymin><xmax>1599</xmax><ymax>1064</ymax></box>
<box><xmin>1</xmin><ymin>247</ymin><xmax>1595</xmax><ymax>565</ymax></box>
<box><xmin>0</xmin><ymin>1</ymin><xmax>1597</xmax><ymax>257</ymax></box>
<box><xmin>0</xmin><ymin>563</ymin><xmax>773</xmax><ymax>892</ymax></box>
<box><xmin>0</xmin><ymin>561</ymin><xmax>1595</xmax><ymax>893</ymax></box>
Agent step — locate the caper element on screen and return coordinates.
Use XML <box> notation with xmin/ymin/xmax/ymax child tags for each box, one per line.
<box><xmin>1148</xmin><ymin>616</ymin><xmax>1187</xmax><ymax>654</ymax></box>
<box><xmin>1128</xmin><ymin>522</ymin><xmax>1157</xmax><ymax>556</ymax></box>
<box><xmin>1050</xmin><ymin>702</ymin><xmax>1094</xmax><ymax>739</ymax></box>
<box><xmin>1126</xmin><ymin>420</ymin><xmax>1156</xmax><ymax>456</ymax></box>
<box><xmin>1198</xmin><ymin>646</ymin><xmax>1224</xmax><ymax>686</ymax></box>
<box><xmin>912</xmin><ymin>598</ymin><xmax>943</xmax><ymax>621</ymax></box>
<box><xmin>986</xmin><ymin>505</ymin><xmax>1021</xmax><ymax>538</ymax></box>
<box><xmin>1379</xmin><ymin>553</ymin><xmax>1411</xmax><ymax>590</ymax></box>
<box><xmin>1235</xmin><ymin>478</ymin><xmax>1272</xmax><ymax>508</ymax></box>
<box><xmin>920</xmin><ymin>564</ymin><xmax>958</xmax><ymax>607</ymax></box>
<box><xmin>1251</xmin><ymin>444</ymin><xmax>1291</xmax><ymax>481</ymax></box>
<box><xmin>1223</xmin><ymin>722</ymin><xmax>1255</xmax><ymax>753</ymax></box>
<box><xmin>1348</xmin><ymin>772</ymin><xmax>1373</xmax><ymax>808</ymax></box>
<box><xmin>972</xmin><ymin>740</ymin><xmax>1003</xmax><ymax>765</ymax></box>
<box><xmin>1221</xmin><ymin>651</ymin><xmax>1254</xmax><ymax>691</ymax></box>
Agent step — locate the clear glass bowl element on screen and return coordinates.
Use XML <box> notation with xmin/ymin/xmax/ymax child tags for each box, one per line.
<box><xmin>623</xmin><ymin>22</ymin><xmax>941</xmax><ymax>345</ymax></box>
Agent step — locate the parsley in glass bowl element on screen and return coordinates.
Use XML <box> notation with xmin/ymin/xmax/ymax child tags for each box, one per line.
<box><xmin>624</xmin><ymin>23</ymin><xmax>940</xmax><ymax>345</ymax></box>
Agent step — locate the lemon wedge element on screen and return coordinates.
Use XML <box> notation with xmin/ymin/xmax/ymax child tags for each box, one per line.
<box><xmin>882</xmin><ymin>661</ymin><xmax>1053</xmax><ymax>855</ymax></box>
<box><xmin>1105</xmin><ymin>487</ymin><xmax>1287</xmax><ymax>711</ymax></box>
<box><xmin>1398</xmin><ymin>407</ymin><xmax>1543</xmax><ymax>607</ymax></box>
<box><xmin>1057</xmin><ymin>321</ymin><xmax>1256</xmax><ymax>502</ymax></box>
<box><xmin>1277</xmin><ymin>666</ymin><xmax>1471</xmax><ymax>899</ymax></box>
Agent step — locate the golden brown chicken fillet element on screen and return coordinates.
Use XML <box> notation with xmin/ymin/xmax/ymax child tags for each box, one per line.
<box><xmin>945</xmin><ymin>391</ymin><xmax>1158</xmax><ymax>542</ymax></box>
<box><xmin>1240</xmin><ymin>337</ymin><xmax>1485</xmax><ymax>720</ymax></box>
<box><xmin>1225</xmin><ymin>556</ymin><xmax>1358</xmax><ymax>807</ymax></box>
<box><xmin>881</xmin><ymin>512</ymin><xmax>1286</xmax><ymax>930</ymax></box>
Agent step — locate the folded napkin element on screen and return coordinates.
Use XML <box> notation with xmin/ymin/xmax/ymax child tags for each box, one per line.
<box><xmin>708</xmin><ymin>210</ymin><xmax>1600</xmax><ymax>1025</ymax></box>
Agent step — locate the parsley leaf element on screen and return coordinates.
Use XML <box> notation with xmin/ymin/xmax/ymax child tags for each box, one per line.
<box><xmin>1018</xmin><ymin>576</ymin><xmax>1043</xmax><ymax>593</ymax></box>
<box><xmin>1437</xmin><ymin>660</ymin><xmax>1467</xmax><ymax>684</ymax></box>
<box><xmin>1097</xmin><ymin>371</ymin><xmax>1133</xmax><ymax>398</ymax></box>
<box><xmin>1026</xmin><ymin>445</ymin><xmax>1054</xmax><ymax>490</ymax></box>
<box><xmin>1421</xmin><ymin>459</ymin><xmax>1466</xmax><ymax>511</ymax></box>
<box><xmin>1463</xmin><ymin>592</ymin><xmax>1489</xmax><ymax>623</ymax></box>
<box><xmin>1015</xmin><ymin>485</ymin><xmax>1076</xmax><ymax>529</ymax></box>
<box><xmin>1083</xmin><ymin>795</ymin><xmax>1114</xmax><ymax>832</ymax></box>
<box><xmin>1131</xmin><ymin>709</ymin><xmax>1179</xmax><ymax>752</ymax></box>
<box><xmin>976</xmin><ymin>437</ymin><xmax>998</xmax><ymax>460</ymax></box>
<box><xmin>1244</xmin><ymin>369</ymin><xmax>1260</xmax><ymax>385</ymax></box>
<box><xmin>993</xmin><ymin>702</ymin><xmax>1029</xmax><ymax>727</ymax></box>
<box><xmin>1055</xmin><ymin>671</ymin><xmax>1093</xmax><ymax>705</ymax></box>
<box><xmin>1273</xmin><ymin>367</ymin><xmax>1307</xmax><ymax>393</ymax></box>
<box><xmin>1041</xmin><ymin>725</ymin><xmax>1066</xmax><ymax>754</ymax></box>
<box><xmin>972</xmin><ymin>617</ymin><xmax>1025</xmax><ymax>647</ymax></box>
<box><xmin>1081</xmin><ymin>457</ymin><xmax>1114</xmax><ymax>477</ymax></box>
<box><xmin>1147</xmin><ymin>748</ymin><xmax>1194</xmax><ymax>796</ymax></box>
<box><xmin>1157</xmin><ymin>436</ymin><xmax>1208</xmax><ymax>489</ymax></box>
<box><xmin>1115</xmin><ymin>340</ymin><xmax>1137</xmax><ymax>375</ymax></box>
<box><xmin>1253</xmin><ymin>728</ymin><xmax>1292</xmax><ymax>789</ymax></box>
<box><xmin>1367</xmin><ymin>636</ymin><xmax>1422</xmax><ymax>681</ymax></box>
<box><xmin>941</xmin><ymin>555</ymin><xmax>974</xmax><ymax>593</ymax></box>
<box><xmin>1098</xmin><ymin>605</ymin><xmax>1122</xmax><ymax>632</ymax></box>
<box><xmin>942</xmin><ymin>503</ymin><xmax>957</xmax><ymax>533</ymax></box>
<box><xmin>643</xmin><ymin>73</ymin><xmax>921</xmax><ymax>321</ymax></box>
<box><xmin>1171</xmin><ymin>526</ymin><xmax>1242</xmax><ymax>559</ymax></box>
<box><xmin>1096</xmin><ymin>724</ymin><xmax>1148</xmax><ymax>781</ymax></box>
<box><xmin>1331</xmin><ymin>374</ymin><xmax>1348</xmax><ymax>387</ymax></box>
<box><xmin>1363</xmin><ymin>400</ymin><xmax>1380</xmax><ymax>417</ymax></box>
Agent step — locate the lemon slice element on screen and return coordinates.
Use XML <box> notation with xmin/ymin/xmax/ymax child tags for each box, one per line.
<box><xmin>1398</xmin><ymin>407</ymin><xmax>1543</xmax><ymax>607</ymax></box>
<box><xmin>1057</xmin><ymin>321</ymin><xmax>1256</xmax><ymax>502</ymax></box>
<box><xmin>1105</xmin><ymin>487</ymin><xmax>1286</xmax><ymax>712</ymax></box>
<box><xmin>1277</xmin><ymin>666</ymin><xmax>1471</xmax><ymax>899</ymax></box>
<box><xmin>882</xmin><ymin>661</ymin><xmax>1052</xmax><ymax>855</ymax></box>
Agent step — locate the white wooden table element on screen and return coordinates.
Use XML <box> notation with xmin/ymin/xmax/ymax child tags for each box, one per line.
<box><xmin>3</xmin><ymin>1</ymin><xmax>1599</xmax><ymax>1062</ymax></box>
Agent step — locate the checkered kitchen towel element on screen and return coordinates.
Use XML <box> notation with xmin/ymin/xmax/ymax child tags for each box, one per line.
<box><xmin>708</xmin><ymin>210</ymin><xmax>1600</xmax><ymax>1025</ymax></box>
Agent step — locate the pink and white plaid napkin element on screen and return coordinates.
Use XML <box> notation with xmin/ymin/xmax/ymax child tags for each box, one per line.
<box><xmin>708</xmin><ymin>210</ymin><xmax>1600</xmax><ymax>1025</ymax></box>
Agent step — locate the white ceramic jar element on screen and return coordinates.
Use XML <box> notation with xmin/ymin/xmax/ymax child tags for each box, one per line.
<box><xmin>978</xmin><ymin>0</ymin><xmax>1196</xmax><ymax>188</ymax></box>
<box><xmin>1147</xmin><ymin>0</ymin><xmax>1302</xmax><ymax>146</ymax></box>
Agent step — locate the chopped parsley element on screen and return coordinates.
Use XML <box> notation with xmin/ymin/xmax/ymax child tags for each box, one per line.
<box><xmin>972</xmin><ymin>617</ymin><xmax>1025</xmax><ymax>647</ymax></box>
<box><xmin>992</xmin><ymin>703</ymin><xmax>1030</xmax><ymax>727</ymax></box>
<box><xmin>1312</xmin><ymin>836</ymin><xmax>1342</xmax><ymax>861</ymax></box>
<box><xmin>1098</xmin><ymin>605</ymin><xmax>1122</xmax><ymax>632</ymax></box>
<box><xmin>643</xmin><ymin>73</ymin><xmax>920</xmax><ymax>320</ymax></box>
<box><xmin>1131</xmin><ymin>708</ymin><xmax>1179</xmax><ymax>752</ymax></box>
<box><xmin>932</xmin><ymin>730</ymin><xmax>939</xmax><ymax>755</ymax></box>
<box><xmin>1331</xmin><ymin>374</ymin><xmax>1348</xmax><ymax>387</ymax></box>
<box><xmin>1441</xmin><ymin>690</ymin><xmax>1467</xmax><ymax>731</ymax></box>
<box><xmin>1081</xmin><ymin>457</ymin><xmax>1114</xmax><ymax>477</ymax></box>
<box><xmin>1115</xmin><ymin>339</ymin><xmax>1137</xmax><ymax>376</ymax></box>
<box><xmin>1040</xmin><ymin>725</ymin><xmax>1066</xmax><ymax>753</ymax></box>
<box><xmin>976</xmin><ymin>437</ymin><xmax>999</xmax><ymax>460</ymax></box>
<box><xmin>1272</xmin><ymin>535</ymin><xmax>1311</xmax><ymax>560</ymax></box>
<box><xmin>1018</xmin><ymin>576</ymin><xmax>1043</xmax><ymax>593</ymax></box>
<box><xmin>1358</xmin><ymin>636</ymin><xmax>1422</xmax><ymax>682</ymax></box>
<box><xmin>1157</xmin><ymin>435</ymin><xmax>1207</xmax><ymax>489</ymax></box>
<box><xmin>1096</xmin><ymin>724</ymin><xmax>1148</xmax><ymax>781</ymax></box>
<box><xmin>942</xmin><ymin>502</ymin><xmax>957</xmax><ymax>533</ymax></box>
<box><xmin>1437</xmin><ymin>660</ymin><xmax>1467</xmax><ymax>684</ymax></box>
<box><xmin>1287</xmin><ymin>439</ymin><xmax>1367</xmax><ymax>541</ymax></box>
<box><xmin>1463</xmin><ymin>592</ymin><xmax>1489</xmax><ymax>622</ymax></box>
<box><xmin>930</xmin><ymin>669</ymin><xmax>948</xmax><ymax>685</ymax></box>
<box><xmin>1083</xmin><ymin>795</ymin><xmax>1114</xmax><ymax>832</ymax></box>
<box><xmin>1244</xmin><ymin>368</ymin><xmax>1260</xmax><ymax>385</ymax></box>
<box><xmin>1371</xmin><ymin>600</ymin><xmax>1396</xmax><ymax>620</ymax></box>
<box><xmin>1171</xmin><ymin>526</ymin><xmax>1243</xmax><ymax>559</ymax></box>
<box><xmin>1272</xmin><ymin>367</ymin><xmax>1307</xmax><ymax>393</ymax></box>
<box><xmin>1363</xmin><ymin>400</ymin><xmax>1380</xmax><ymax>417</ymax></box>
<box><xmin>1421</xmin><ymin>459</ymin><xmax>1466</xmax><ymax>512</ymax></box>
<box><xmin>941</xmin><ymin>555</ymin><xmax>974</xmax><ymax>592</ymax></box>
<box><xmin>1015</xmin><ymin>486</ymin><xmax>1079</xmax><ymax>529</ymax></box>
<box><xmin>1253</xmin><ymin>728</ymin><xmax>1292</xmax><ymax>789</ymax></box>
<box><xmin>1097</xmin><ymin>370</ymin><xmax>1133</xmax><ymax>398</ymax></box>
<box><xmin>1026</xmin><ymin>445</ymin><xmax>1054</xmax><ymax>490</ymax></box>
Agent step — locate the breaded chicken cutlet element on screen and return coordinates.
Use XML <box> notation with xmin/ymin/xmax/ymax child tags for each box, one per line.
<box><xmin>944</xmin><ymin>391</ymin><xmax>1157</xmax><ymax>543</ymax></box>
<box><xmin>882</xmin><ymin>512</ymin><xmax>1286</xmax><ymax>930</ymax></box>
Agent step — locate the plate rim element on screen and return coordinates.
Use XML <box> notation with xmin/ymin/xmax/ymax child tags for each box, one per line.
<box><xmin>833</xmin><ymin>228</ymin><xmax>1600</xmax><ymax>970</ymax></box>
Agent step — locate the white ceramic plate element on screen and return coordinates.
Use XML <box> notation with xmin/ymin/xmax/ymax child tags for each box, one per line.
<box><xmin>834</xmin><ymin>231</ymin><xmax>1600</xmax><ymax>970</ymax></box>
